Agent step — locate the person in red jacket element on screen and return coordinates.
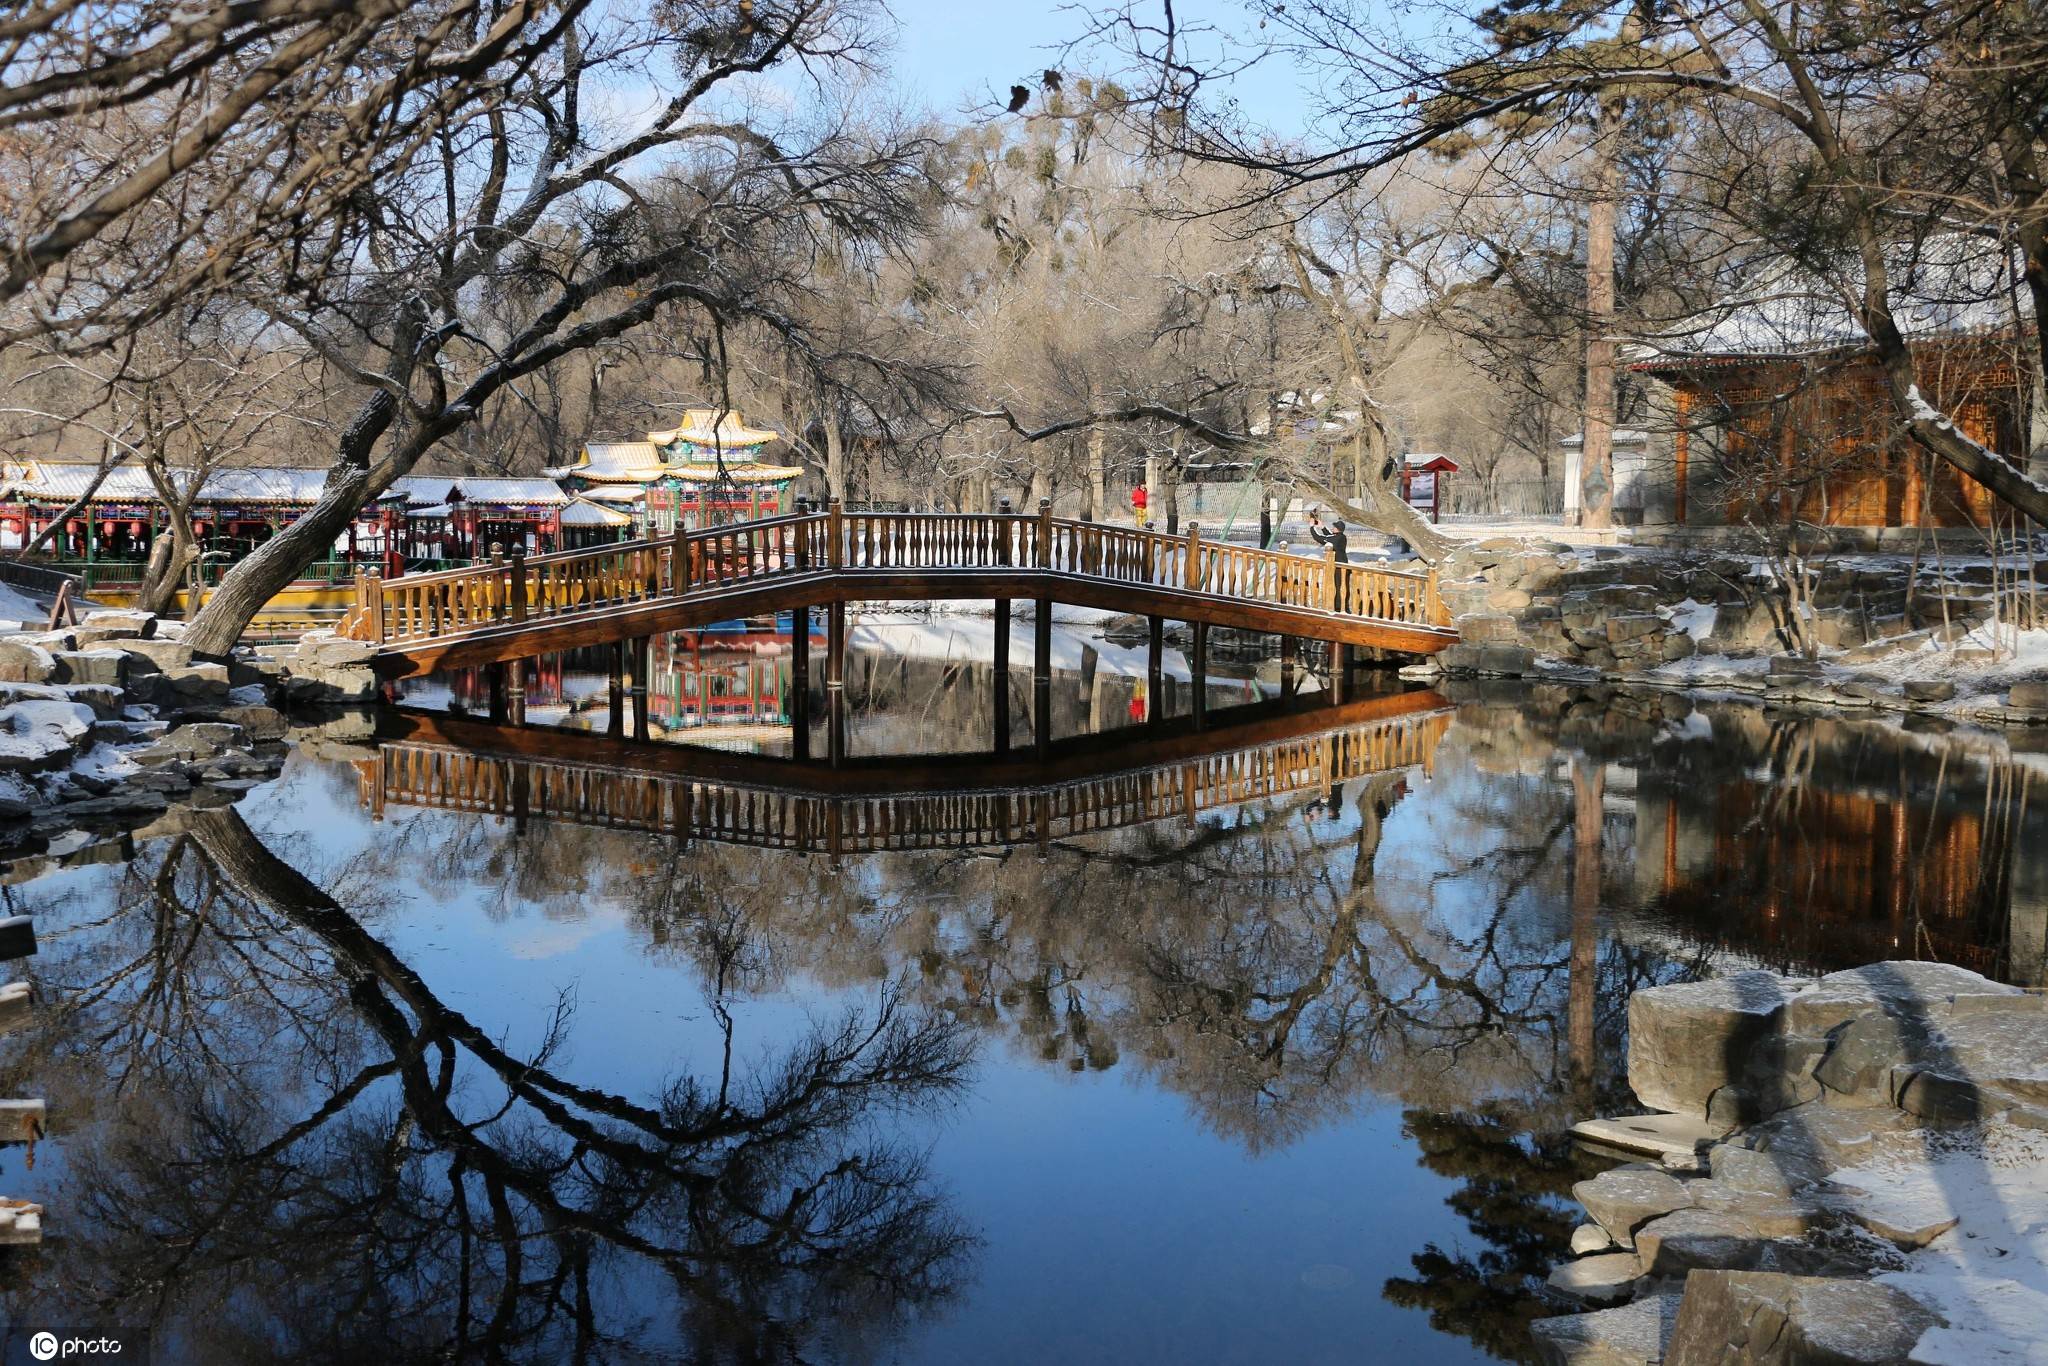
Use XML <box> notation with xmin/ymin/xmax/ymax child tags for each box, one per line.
<box><xmin>1130</xmin><ymin>484</ymin><xmax>1149</xmax><ymax>527</ymax></box>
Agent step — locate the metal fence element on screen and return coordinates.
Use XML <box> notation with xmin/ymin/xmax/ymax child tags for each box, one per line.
<box><xmin>0</xmin><ymin>557</ymin><xmax>80</xmax><ymax>600</ymax></box>
<box><xmin>1440</xmin><ymin>478</ymin><xmax>1566</xmax><ymax>518</ymax></box>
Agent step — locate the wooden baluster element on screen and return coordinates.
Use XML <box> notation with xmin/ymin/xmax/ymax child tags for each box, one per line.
<box><xmin>1183</xmin><ymin>522</ymin><xmax>1202</xmax><ymax>590</ymax></box>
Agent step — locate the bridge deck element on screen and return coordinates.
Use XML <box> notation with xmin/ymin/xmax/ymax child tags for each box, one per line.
<box><xmin>359</xmin><ymin>689</ymin><xmax>1453</xmax><ymax>856</ymax></box>
<box><xmin>337</xmin><ymin>503</ymin><xmax>1457</xmax><ymax>675</ymax></box>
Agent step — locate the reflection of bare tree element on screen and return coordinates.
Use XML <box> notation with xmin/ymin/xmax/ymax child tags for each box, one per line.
<box><xmin>8</xmin><ymin>808</ymin><xmax>978</xmax><ymax>1363</ymax></box>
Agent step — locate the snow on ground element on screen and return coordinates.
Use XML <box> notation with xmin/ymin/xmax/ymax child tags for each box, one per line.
<box><xmin>1830</xmin><ymin>623</ymin><xmax>2048</xmax><ymax>700</ymax></box>
<box><xmin>852</xmin><ymin>616</ymin><xmax>1196</xmax><ymax>681</ymax></box>
<box><xmin>1830</xmin><ymin>1124</ymin><xmax>2048</xmax><ymax>1365</ymax></box>
<box><xmin>1664</xmin><ymin>597</ymin><xmax>1718</xmax><ymax>640</ymax></box>
<box><xmin>0</xmin><ymin>582</ymin><xmax>49</xmax><ymax>625</ymax></box>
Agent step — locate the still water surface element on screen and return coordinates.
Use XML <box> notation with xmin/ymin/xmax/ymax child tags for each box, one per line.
<box><xmin>0</xmin><ymin>615</ymin><xmax>2040</xmax><ymax>1363</ymax></box>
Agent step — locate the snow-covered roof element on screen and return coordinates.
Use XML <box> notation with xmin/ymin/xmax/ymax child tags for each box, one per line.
<box><xmin>649</xmin><ymin>407</ymin><xmax>780</xmax><ymax>449</ymax></box>
<box><xmin>0</xmin><ymin>461</ymin><xmax>333</xmax><ymax>505</ymax></box>
<box><xmin>578</xmin><ymin>483</ymin><xmax>648</xmax><ymax>504</ymax></box>
<box><xmin>559</xmin><ymin>497</ymin><xmax>633</xmax><ymax>527</ymax></box>
<box><xmin>557</xmin><ymin>441</ymin><xmax>666</xmax><ymax>482</ymax></box>
<box><xmin>1632</xmin><ymin>233</ymin><xmax>2031</xmax><ymax>369</ymax></box>
<box><xmin>449</xmin><ymin>477</ymin><xmax>569</xmax><ymax>507</ymax></box>
<box><xmin>1558</xmin><ymin>430</ymin><xmax>1651</xmax><ymax>448</ymax></box>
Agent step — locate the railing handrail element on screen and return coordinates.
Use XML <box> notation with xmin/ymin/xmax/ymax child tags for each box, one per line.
<box><xmin>343</xmin><ymin>506</ymin><xmax>1453</xmax><ymax>645</ymax></box>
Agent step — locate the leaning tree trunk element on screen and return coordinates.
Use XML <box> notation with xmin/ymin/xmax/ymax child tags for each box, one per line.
<box><xmin>1294</xmin><ymin>469</ymin><xmax>1456</xmax><ymax>563</ymax></box>
<box><xmin>136</xmin><ymin>526</ymin><xmax>198</xmax><ymax>617</ymax></box>
<box><xmin>182</xmin><ymin>381</ymin><xmax>402</xmax><ymax>655</ymax></box>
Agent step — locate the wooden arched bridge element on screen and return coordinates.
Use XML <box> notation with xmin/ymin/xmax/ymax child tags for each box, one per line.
<box><xmin>356</xmin><ymin>688</ymin><xmax>1451</xmax><ymax>859</ymax></box>
<box><xmin>337</xmin><ymin>501</ymin><xmax>1455</xmax><ymax>757</ymax></box>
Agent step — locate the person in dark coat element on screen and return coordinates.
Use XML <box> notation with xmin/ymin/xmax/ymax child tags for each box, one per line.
<box><xmin>1306</xmin><ymin>511</ymin><xmax>1349</xmax><ymax>562</ymax></box>
<box><xmin>1307</xmin><ymin>511</ymin><xmax>1349</xmax><ymax>610</ymax></box>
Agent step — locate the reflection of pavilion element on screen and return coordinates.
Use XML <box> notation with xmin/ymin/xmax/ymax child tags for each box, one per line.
<box><xmin>357</xmin><ymin>690</ymin><xmax>1451</xmax><ymax>858</ymax></box>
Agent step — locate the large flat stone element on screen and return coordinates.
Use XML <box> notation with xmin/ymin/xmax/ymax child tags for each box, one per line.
<box><xmin>1530</xmin><ymin>1291</ymin><xmax>1683</xmax><ymax>1366</ymax></box>
<box><xmin>1629</xmin><ymin>972</ymin><xmax>1807</xmax><ymax>1118</ymax></box>
<box><xmin>1573</xmin><ymin>1165</ymin><xmax>1697</xmax><ymax>1248</ymax></box>
<box><xmin>0</xmin><ymin>699</ymin><xmax>95</xmax><ymax>773</ymax></box>
<box><xmin>1573</xmin><ymin>1112</ymin><xmax>1734</xmax><ymax>1163</ymax></box>
<box><xmin>1708</xmin><ymin>1142</ymin><xmax>1830</xmax><ymax>1196</ymax></box>
<box><xmin>1635</xmin><ymin>1207</ymin><xmax>1779</xmax><ymax>1275</ymax></box>
<box><xmin>0</xmin><ymin>641</ymin><xmax>55</xmax><ymax>684</ymax></box>
<box><xmin>1546</xmin><ymin>1251</ymin><xmax>1643</xmax><ymax>1306</ymax></box>
<box><xmin>1785</xmin><ymin>961</ymin><xmax>2021</xmax><ymax>1035</ymax></box>
<box><xmin>50</xmin><ymin>648</ymin><xmax>127</xmax><ymax>687</ymax></box>
<box><xmin>1666</xmin><ymin>1271</ymin><xmax>1942</xmax><ymax>1366</ymax></box>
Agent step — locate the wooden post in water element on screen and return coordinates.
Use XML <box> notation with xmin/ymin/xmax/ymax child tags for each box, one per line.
<box><xmin>488</xmin><ymin>662</ymin><xmax>508</xmax><ymax>722</ymax></box>
<box><xmin>507</xmin><ymin>660</ymin><xmax>526</xmax><ymax>725</ymax></box>
<box><xmin>511</xmin><ymin>760</ymin><xmax>530</xmax><ymax>835</ymax></box>
<box><xmin>790</xmin><ymin>604</ymin><xmax>811</xmax><ymax>761</ymax></box>
<box><xmin>827</xmin><ymin>600</ymin><xmax>846</xmax><ymax>767</ymax></box>
<box><xmin>607</xmin><ymin>640</ymin><xmax>625</xmax><ymax>738</ymax></box>
<box><xmin>1330</xmin><ymin>639</ymin><xmax>1349</xmax><ymax>704</ymax></box>
<box><xmin>630</xmin><ymin>635</ymin><xmax>651</xmax><ymax>737</ymax></box>
<box><xmin>1191</xmin><ymin>621</ymin><xmax>1209</xmax><ymax>730</ymax></box>
<box><xmin>1146</xmin><ymin>615</ymin><xmax>1163</xmax><ymax>726</ymax></box>
<box><xmin>1280</xmin><ymin>636</ymin><xmax>1298</xmax><ymax>698</ymax></box>
<box><xmin>993</xmin><ymin>598</ymin><xmax>1011</xmax><ymax>755</ymax></box>
<box><xmin>1033</xmin><ymin>597</ymin><xmax>1052</xmax><ymax>758</ymax></box>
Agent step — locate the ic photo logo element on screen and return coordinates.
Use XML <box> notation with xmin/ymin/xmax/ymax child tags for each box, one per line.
<box><xmin>15</xmin><ymin>1332</ymin><xmax>137</xmax><ymax>1364</ymax></box>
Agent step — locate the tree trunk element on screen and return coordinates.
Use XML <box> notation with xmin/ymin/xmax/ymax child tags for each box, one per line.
<box><xmin>1087</xmin><ymin>412</ymin><xmax>1107</xmax><ymax>521</ymax></box>
<box><xmin>136</xmin><ymin>526</ymin><xmax>197</xmax><ymax>616</ymax></box>
<box><xmin>1578</xmin><ymin>91</ymin><xmax>1623</xmax><ymax>530</ymax></box>
<box><xmin>822</xmin><ymin>408</ymin><xmax>846</xmax><ymax>502</ymax></box>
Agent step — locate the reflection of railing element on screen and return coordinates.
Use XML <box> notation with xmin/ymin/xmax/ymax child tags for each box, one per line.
<box><xmin>338</xmin><ymin>503</ymin><xmax>1453</xmax><ymax>650</ymax></box>
<box><xmin>358</xmin><ymin>702</ymin><xmax>1452</xmax><ymax>855</ymax></box>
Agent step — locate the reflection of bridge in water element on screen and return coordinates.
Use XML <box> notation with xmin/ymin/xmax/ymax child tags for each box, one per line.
<box><xmin>358</xmin><ymin>689</ymin><xmax>1452</xmax><ymax>857</ymax></box>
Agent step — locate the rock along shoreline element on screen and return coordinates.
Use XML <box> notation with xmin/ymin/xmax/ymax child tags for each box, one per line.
<box><xmin>1536</xmin><ymin>961</ymin><xmax>2048</xmax><ymax>1365</ymax></box>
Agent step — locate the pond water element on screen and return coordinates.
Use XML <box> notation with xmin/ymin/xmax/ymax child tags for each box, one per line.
<box><xmin>0</xmin><ymin>612</ymin><xmax>2041</xmax><ymax>1363</ymax></box>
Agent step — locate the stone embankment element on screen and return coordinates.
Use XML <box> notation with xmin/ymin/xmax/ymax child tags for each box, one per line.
<box><xmin>1412</xmin><ymin>539</ymin><xmax>2048</xmax><ymax>724</ymax></box>
<box><xmin>1535</xmin><ymin>961</ymin><xmax>2048</xmax><ymax>1365</ymax></box>
<box><xmin>0</xmin><ymin>609</ymin><xmax>303</xmax><ymax>848</ymax></box>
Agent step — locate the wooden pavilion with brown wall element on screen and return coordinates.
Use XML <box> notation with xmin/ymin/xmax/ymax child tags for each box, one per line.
<box><xmin>1631</xmin><ymin>336</ymin><xmax>2023</xmax><ymax>540</ymax></box>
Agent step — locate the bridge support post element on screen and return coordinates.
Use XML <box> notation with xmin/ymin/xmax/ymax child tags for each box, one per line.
<box><xmin>1280</xmin><ymin>636</ymin><xmax>1298</xmax><ymax>698</ymax></box>
<box><xmin>1191</xmin><ymin>622</ymin><xmax>1208</xmax><ymax>730</ymax></box>
<box><xmin>507</xmin><ymin>663</ymin><xmax>526</xmax><ymax>726</ymax></box>
<box><xmin>488</xmin><ymin>662</ymin><xmax>508</xmax><ymax>722</ymax></box>
<box><xmin>1146</xmin><ymin>616</ymin><xmax>1163</xmax><ymax>726</ymax></box>
<box><xmin>1330</xmin><ymin>641</ymin><xmax>1349</xmax><ymax>704</ymax></box>
<box><xmin>608</xmin><ymin>641</ymin><xmax>625</xmax><ymax>738</ymax></box>
<box><xmin>630</xmin><ymin>636</ymin><xmax>651</xmax><ymax>738</ymax></box>
<box><xmin>993</xmin><ymin>599</ymin><xmax>1011</xmax><ymax>754</ymax></box>
<box><xmin>1033</xmin><ymin>597</ymin><xmax>1052</xmax><ymax>758</ymax></box>
<box><xmin>827</xmin><ymin>601</ymin><xmax>846</xmax><ymax>767</ymax></box>
<box><xmin>790</xmin><ymin>604</ymin><xmax>811</xmax><ymax>761</ymax></box>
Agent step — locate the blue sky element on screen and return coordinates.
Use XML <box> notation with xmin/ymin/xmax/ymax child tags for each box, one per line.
<box><xmin>878</xmin><ymin>0</ymin><xmax>1319</xmax><ymax>134</ymax></box>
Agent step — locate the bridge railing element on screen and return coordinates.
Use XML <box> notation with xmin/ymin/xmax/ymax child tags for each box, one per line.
<box><xmin>362</xmin><ymin>707</ymin><xmax>1451</xmax><ymax>851</ymax></box>
<box><xmin>339</xmin><ymin>499</ymin><xmax>1450</xmax><ymax>646</ymax></box>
